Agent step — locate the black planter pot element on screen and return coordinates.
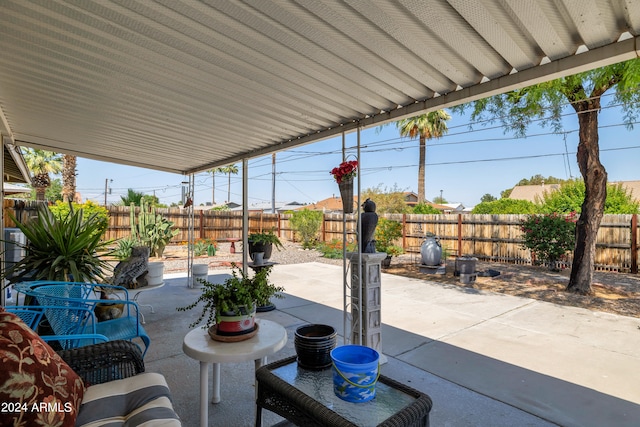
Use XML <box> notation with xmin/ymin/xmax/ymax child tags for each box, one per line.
<box><xmin>381</xmin><ymin>255</ymin><xmax>392</xmax><ymax>268</ymax></box>
<box><xmin>294</xmin><ymin>324</ymin><xmax>337</xmax><ymax>370</ymax></box>
<box><xmin>248</xmin><ymin>241</ymin><xmax>273</xmax><ymax>261</ymax></box>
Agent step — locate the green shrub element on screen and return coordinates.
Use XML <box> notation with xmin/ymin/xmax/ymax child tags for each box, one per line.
<box><xmin>520</xmin><ymin>212</ymin><xmax>576</xmax><ymax>270</ymax></box>
<box><xmin>49</xmin><ymin>200</ymin><xmax>110</xmax><ymax>236</ymax></box>
<box><xmin>472</xmin><ymin>198</ymin><xmax>538</xmax><ymax>214</ymax></box>
<box><xmin>317</xmin><ymin>239</ymin><xmax>357</xmax><ymax>259</ymax></box>
<box><xmin>413</xmin><ymin>203</ymin><xmax>441</xmax><ymax>214</ymax></box>
<box><xmin>290</xmin><ymin>210</ymin><xmax>323</xmax><ymax>249</ymax></box>
<box><xmin>374</xmin><ymin>218</ymin><xmax>403</xmax><ymax>255</ymax></box>
<box><xmin>538</xmin><ymin>180</ymin><xmax>639</xmax><ymax>214</ymax></box>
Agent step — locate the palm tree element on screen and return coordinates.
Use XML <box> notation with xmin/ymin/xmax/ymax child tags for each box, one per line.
<box><xmin>23</xmin><ymin>149</ymin><xmax>63</xmax><ymax>201</ymax></box>
<box><xmin>120</xmin><ymin>188</ymin><xmax>145</xmax><ymax>206</ymax></box>
<box><xmin>395</xmin><ymin>110</ymin><xmax>450</xmax><ymax>202</ymax></box>
<box><xmin>61</xmin><ymin>154</ymin><xmax>77</xmax><ymax>202</ymax></box>
<box><xmin>208</xmin><ymin>167</ymin><xmax>227</xmax><ymax>205</ymax></box>
<box><xmin>218</xmin><ymin>164</ymin><xmax>239</xmax><ymax>203</ymax></box>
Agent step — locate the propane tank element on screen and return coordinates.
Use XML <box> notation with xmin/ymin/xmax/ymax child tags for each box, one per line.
<box><xmin>421</xmin><ymin>234</ymin><xmax>442</xmax><ymax>266</ymax></box>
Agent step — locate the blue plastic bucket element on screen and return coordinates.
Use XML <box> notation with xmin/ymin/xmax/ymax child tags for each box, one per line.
<box><xmin>330</xmin><ymin>345</ymin><xmax>380</xmax><ymax>403</ymax></box>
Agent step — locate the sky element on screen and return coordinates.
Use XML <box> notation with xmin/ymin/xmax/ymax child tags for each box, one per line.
<box><xmin>74</xmin><ymin>93</ymin><xmax>640</xmax><ymax>209</ymax></box>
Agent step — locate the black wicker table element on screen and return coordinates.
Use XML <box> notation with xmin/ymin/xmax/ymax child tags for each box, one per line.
<box><xmin>255</xmin><ymin>356</ymin><xmax>432</xmax><ymax>427</ymax></box>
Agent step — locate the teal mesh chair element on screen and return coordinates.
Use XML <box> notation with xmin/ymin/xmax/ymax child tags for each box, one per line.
<box><xmin>4</xmin><ymin>305</ymin><xmax>109</xmax><ymax>348</ymax></box>
<box><xmin>14</xmin><ymin>281</ymin><xmax>150</xmax><ymax>357</ymax></box>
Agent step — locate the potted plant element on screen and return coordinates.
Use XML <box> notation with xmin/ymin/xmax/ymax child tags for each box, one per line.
<box><xmin>248</xmin><ymin>230</ymin><xmax>283</xmax><ymax>261</ymax></box>
<box><xmin>374</xmin><ymin>218</ymin><xmax>404</xmax><ymax>268</ymax></box>
<box><xmin>177</xmin><ymin>263</ymin><xmax>284</xmax><ymax>340</ymax></box>
<box><xmin>1</xmin><ymin>203</ymin><xmax>113</xmax><ymax>284</ymax></box>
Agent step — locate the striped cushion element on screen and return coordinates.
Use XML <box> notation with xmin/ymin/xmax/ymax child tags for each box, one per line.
<box><xmin>76</xmin><ymin>373</ymin><xmax>181</xmax><ymax>426</ymax></box>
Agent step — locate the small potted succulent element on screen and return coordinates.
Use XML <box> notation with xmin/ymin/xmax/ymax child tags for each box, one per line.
<box><xmin>177</xmin><ymin>263</ymin><xmax>284</xmax><ymax>340</ymax></box>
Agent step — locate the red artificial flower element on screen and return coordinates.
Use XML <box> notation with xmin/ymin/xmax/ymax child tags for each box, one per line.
<box><xmin>330</xmin><ymin>160</ymin><xmax>358</xmax><ymax>183</ymax></box>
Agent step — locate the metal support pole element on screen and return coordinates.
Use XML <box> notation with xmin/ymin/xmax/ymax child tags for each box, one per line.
<box><xmin>187</xmin><ymin>175</ymin><xmax>195</xmax><ymax>287</ymax></box>
<box><xmin>242</xmin><ymin>159</ymin><xmax>249</xmax><ymax>275</ymax></box>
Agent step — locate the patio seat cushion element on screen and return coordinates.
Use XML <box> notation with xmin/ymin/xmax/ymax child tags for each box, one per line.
<box><xmin>75</xmin><ymin>372</ymin><xmax>181</xmax><ymax>426</ymax></box>
<box><xmin>0</xmin><ymin>307</ymin><xmax>85</xmax><ymax>427</ymax></box>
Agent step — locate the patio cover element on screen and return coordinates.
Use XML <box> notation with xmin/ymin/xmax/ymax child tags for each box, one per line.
<box><xmin>0</xmin><ymin>1</ymin><xmax>639</xmax><ymax>174</ymax></box>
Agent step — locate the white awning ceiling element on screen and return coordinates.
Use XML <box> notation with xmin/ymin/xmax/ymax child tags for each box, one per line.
<box><xmin>0</xmin><ymin>0</ymin><xmax>639</xmax><ymax>175</ymax></box>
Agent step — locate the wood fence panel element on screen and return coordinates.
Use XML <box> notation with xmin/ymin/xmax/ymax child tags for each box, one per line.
<box><xmin>3</xmin><ymin>200</ymin><xmax>638</xmax><ymax>273</ymax></box>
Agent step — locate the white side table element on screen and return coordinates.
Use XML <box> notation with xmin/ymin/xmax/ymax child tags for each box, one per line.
<box><xmin>115</xmin><ymin>282</ymin><xmax>165</xmax><ymax>324</ymax></box>
<box><xmin>182</xmin><ymin>318</ymin><xmax>287</xmax><ymax>427</ymax></box>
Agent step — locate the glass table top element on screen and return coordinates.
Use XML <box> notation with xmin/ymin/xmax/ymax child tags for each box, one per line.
<box><xmin>272</xmin><ymin>360</ymin><xmax>418</xmax><ymax>426</ymax></box>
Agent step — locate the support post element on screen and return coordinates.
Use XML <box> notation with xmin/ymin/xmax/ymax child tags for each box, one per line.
<box><xmin>346</xmin><ymin>252</ymin><xmax>387</xmax><ymax>361</ymax></box>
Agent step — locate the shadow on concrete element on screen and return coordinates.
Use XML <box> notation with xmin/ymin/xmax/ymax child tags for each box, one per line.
<box><xmin>137</xmin><ymin>273</ymin><xmax>639</xmax><ymax>427</ymax></box>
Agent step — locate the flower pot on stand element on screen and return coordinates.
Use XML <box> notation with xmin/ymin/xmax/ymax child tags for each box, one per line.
<box><xmin>249</xmin><ymin>242</ymin><xmax>273</xmax><ymax>261</ymax></box>
<box><xmin>338</xmin><ymin>178</ymin><xmax>354</xmax><ymax>214</ymax></box>
<box><xmin>208</xmin><ymin>304</ymin><xmax>258</xmax><ymax>342</ymax></box>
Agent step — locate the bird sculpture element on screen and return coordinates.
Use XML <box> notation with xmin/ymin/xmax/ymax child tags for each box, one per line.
<box><xmin>112</xmin><ymin>246</ymin><xmax>150</xmax><ymax>289</ymax></box>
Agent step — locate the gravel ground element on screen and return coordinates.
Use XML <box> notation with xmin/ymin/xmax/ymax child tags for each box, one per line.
<box><xmin>159</xmin><ymin>241</ymin><xmax>345</xmax><ymax>273</ymax></box>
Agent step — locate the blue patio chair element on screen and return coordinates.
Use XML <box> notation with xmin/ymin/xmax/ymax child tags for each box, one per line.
<box><xmin>15</xmin><ymin>281</ymin><xmax>151</xmax><ymax>357</ymax></box>
<box><xmin>4</xmin><ymin>305</ymin><xmax>109</xmax><ymax>348</ymax></box>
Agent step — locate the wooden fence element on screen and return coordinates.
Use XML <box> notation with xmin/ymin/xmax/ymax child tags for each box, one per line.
<box><xmin>3</xmin><ymin>200</ymin><xmax>638</xmax><ymax>273</ymax></box>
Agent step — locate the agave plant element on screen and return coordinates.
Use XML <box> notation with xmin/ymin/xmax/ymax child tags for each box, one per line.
<box><xmin>2</xmin><ymin>203</ymin><xmax>114</xmax><ymax>284</ymax></box>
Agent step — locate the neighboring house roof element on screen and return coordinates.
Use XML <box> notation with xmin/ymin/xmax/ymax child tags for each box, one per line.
<box><xmin>509</xmin><ymin>184</ymin><xmax>561</xmax><ymax>202</ymax></box>
<box><xmin>613</xmin><ymin>180</ymin><xmax>640</xmax><ymax>201</ymax></box>
<box><xmin>242</xmin><ymin>201</ymin><xmax>306</xmax><ymax>213</ymax></box>
<box><xmin>3</xmin><ymin>183</ymin><xmax>30</xmax><ymax>195</ymax></box>
<box><xmin>403</xmin><ymin>192</ymin><xmax>419</xmax><ymax>206</ymax></box>
<box><xmin>302</xmin><ymin>195</ymin><xmax>357</xmax><ymax>213</ymax></box>
<box><xmin>3</xmin><ymin>140</ymin><xmax>30</xmax><ymax>184</ymax></box>
<box><xmin>510</xmin><ymin>181</ymin><xmax>640</xmax><ymax>203</ymax></box>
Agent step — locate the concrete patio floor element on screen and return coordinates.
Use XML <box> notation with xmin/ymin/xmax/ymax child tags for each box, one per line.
<box><xmin>138</xmin><ymin>262</ymin><xmax>640</xmax><ymax>427</ymax></box>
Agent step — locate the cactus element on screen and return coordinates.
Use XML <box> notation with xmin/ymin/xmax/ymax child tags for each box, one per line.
<box><xmin>130</xmin><ymin>200</ymin><xmax>179</xmax><ymax>257</ymax></box>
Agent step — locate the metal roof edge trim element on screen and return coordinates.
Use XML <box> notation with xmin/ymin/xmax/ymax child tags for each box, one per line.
<box><xmin>185</xmin><ymin>37</ymin><xmax>640</xmax><ymax>175</ymax></box>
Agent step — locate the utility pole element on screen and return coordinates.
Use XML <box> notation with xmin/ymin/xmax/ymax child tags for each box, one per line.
<box><xmin>271</xmin><ymin>153</ymin><xmax>276</xmax><ymax>213</ymax></box>
<box><xmin>104</xmin><ymin>179</ymin><xmax>112</xmax><ymax>206</ymax></box>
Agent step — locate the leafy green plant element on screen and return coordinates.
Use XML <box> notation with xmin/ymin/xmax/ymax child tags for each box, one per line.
<box><xmin>374</xmin><ymin>218</ymin><xmax>403</xmax><ymax>256</ymax></box>
<box><xmin>384</xmin><ymin>245</ymin><xmax>404</xmax><ymax>257</ymax></box>
<box><xmin>413</xmin><ymin>203</ymin><xmax>442</xmax><ymax>214</ymax></box>
<box><xmin>112</xmin><ymin>235</ymin><xmax>141</xmax><ymax>261</ymax></box>
<box><xmin>520</xmin><ymin>213</ymin><xmax>577</xmax><ymax>270</ymax></box>
<box><xmin>177</xmin><ymin>263</ymin><xmax>284</xmax><ymax>328</ymax></box>
<box><xmin>130</xmin><ymin>199</ymin><xmax>179</xmax><ymax>257</ymax></box>
<box><xmin>472</xmin><ymin>198</ymin><xmax>538</xmax><ymax>214</ymax></box>
<box><xmin>317</xmin><ymin>239</ymin><xmax>358</xmax><ymax>259</ymax></box>
<box><xmin>290</xmin><ymin>210</ymin><xmax>323</xmax><ymax>249</ymax></box>
<box><xmin>2</xmin><ymin>204</ymin><xmax>113</xmax><ymax>283</ymax></box>
<box><xmin>193</xmin><ymin>238</ymin><xmax>217</xmax><ymax>256</ymax></box>
<box><xmin>248</xmin><ymin>230</ymin><xmax>283</xmax><ymax>249</ymax></box>
<box><xmin>49</xmin><ymin>200</ymin><xmax>110</xmax><ymax>235</ymax></box>
<box><xmin>538</xmin><ymin>180</ymin><xmax>640</xmax><ymax>214</ymax></box>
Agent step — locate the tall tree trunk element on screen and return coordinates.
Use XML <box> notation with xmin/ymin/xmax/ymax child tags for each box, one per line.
<box><xmin>227</xmin><ymin>173</ymin><xmax>231</xmax><ymax>203</ymax></box>
<box><xmin>418</xmin><ymin>135</ymin><xmax>426</xmax><ymax>202</ymax></box>
<box><xmin>35</xmin><ymin>186</ymin><xmax>46</xmax><ymax>202</ymax></box>
<box><xmin>61</xmin><ymin>154</ymin><xmax>77</xmax><ymax>202</ymax></box>
<box><xmin>568</xmin><ymin>101</ymin><xmax>607</xmax><ymax>294</ymax></box>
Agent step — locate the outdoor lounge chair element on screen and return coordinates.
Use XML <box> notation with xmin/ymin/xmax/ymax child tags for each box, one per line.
<box><xmin>14</xmin><ymin>281</ymin><xmax>151</xmax><ymax>357</ymax></box>
<box><xmin>0</xmin><ymin>307</ymin><xmax>180</xmax><ymax>426</ymax></box>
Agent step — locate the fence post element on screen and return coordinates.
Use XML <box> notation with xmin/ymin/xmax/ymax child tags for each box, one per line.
<box><xmin>402</xmin><ymin>214</ymin><xmax>407</xmax><ymax>251</ymax></box>
<box><xmin>199</xmin><ymin>210</ymin><xmax>204</xmax><ymax>239</ymax></box>
<box><xmin>457</xmin><ymin>214</ymin><xmax>462</xmax><ymax>256</ymax></box>
<box><xmin>632</xmin><ymin>214</ymin><xmax>638</xmax><ymax>274</ymax></box>
<box><xmin>321</xmin><ymin>213</ymin><xmax>326</xmax><ymax>242</ymax></box>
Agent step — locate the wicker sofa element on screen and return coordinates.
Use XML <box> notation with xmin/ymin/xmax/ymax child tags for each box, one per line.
<box><xmin>0</xmin><ymin>307</ymin><xmax>181</xmax><ymax>426</ymax></box>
